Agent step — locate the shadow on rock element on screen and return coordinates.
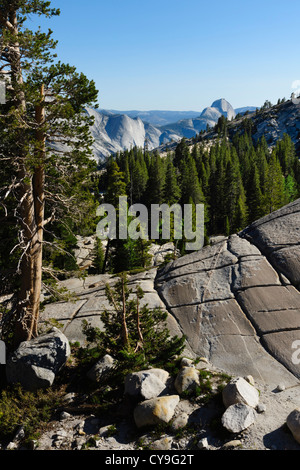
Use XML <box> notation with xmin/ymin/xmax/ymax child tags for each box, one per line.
<box><xmin>263</xmin><ymin>424</ymin><xmax>300</xmax><ymax>450</ymax></box>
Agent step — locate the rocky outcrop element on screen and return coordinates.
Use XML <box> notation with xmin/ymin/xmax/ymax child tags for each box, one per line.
<box><xmin>156</xmin><ymin>199</ymin><xmax>300</xmax><ymax>385</ymax></box>
<box><xmin>20</xmin><ymin>198</ymin><xmax>300</xmax><ymax>450</ymax></box>
<box><xmin>6</xmin><ymin>328</ymin><xmax>71</xmax><ymax>391</ymax></box>
<box><xmin>241</xmin><ymin>198</ymin><xmax>300</xmax><ymax>289</ymax></box>
<box><xmin>287</xmin><ymin>409</ymin><xmax>300</xmax><ymax>444</ymax></box>
<box><xmin>39</xmin><ymin>199</ymin><xmax>300</xmax><ymax>387</ymax></box>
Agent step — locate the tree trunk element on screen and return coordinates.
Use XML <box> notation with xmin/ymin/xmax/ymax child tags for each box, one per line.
<box><xmin>121</xmin><ymin>276</ymin><xmax>129</xmax><ymax>348</ymax></box>
<box><xmin>14</xmin><ymin>85</ymin><xmax>46</xmax><ymax>345</ymax></box>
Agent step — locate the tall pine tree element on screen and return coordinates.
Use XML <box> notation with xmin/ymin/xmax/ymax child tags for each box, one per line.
<box><xmin>0</xmin><ymin>1</ymin><xmax>98</xmax><ymax>344</ymax></box>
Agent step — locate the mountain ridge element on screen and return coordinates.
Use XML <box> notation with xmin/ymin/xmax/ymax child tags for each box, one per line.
<box><xmin>156</xmin><ymin>98</ymin><xmax>300</xmax><ymax>156</ymax></box>
<box><xmin>88</xmin><ymin>99</ymin><xmax>251</xmax><ymax>162</ymax></box>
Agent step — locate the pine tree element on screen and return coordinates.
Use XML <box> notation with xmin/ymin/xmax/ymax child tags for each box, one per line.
<box><xmin>264</xmin><ymin>151</ymin><xmax>285</xmax><ymax>213</ymax></box>
<box><xmin>274</xmin><ymin>133</ymin><xmax>296</xmax><ymax>176</ymax></box>
<box><xmin>180</xmin><ymin>154</ymin><xmax>205</xmax><ymax>205</ymax></box>
<box><xmin>247</xmin><ymin>163</ymin><xmax>264</xmax><ymax>223</ymax></box>
<box><xmin>0</xmin><ymin>1</ymin><xmax>98</xmax><ymax>345</ymax></box>
<box><xmin>130</xmin><ymin>151</ymin><xmax>148</xmax><ymax>204</ymax></box>
<box><xmin>105</xmin><ymin>159</ymin><xmax>127</xmax><ymax>207</ymax></box>
<box><xmin>174</xmin><ymin>137</ymin><xmax>190</xmax><ymax>168</ymax></box>
<box><xmin>144</xmin><ymin>153</ymin><xmax>165</xmax><ymax>205</ymax></box>
<box><xmin>163</xmin><ymin>154</ymin><xmax>181</xmax><ymax>205</ymax></box>
<box><xmin>224</xmin><ymin>150</ymin><xmax>248</xmax><ymax>233</ymax></box>
<box><xmin>284</xmin><ymin>174</ymin><xmax>298</xmax><ymax>205</ymax></box>
<box><xmin>82</xmin><ymin>273</ymin><xmax>185</xmax><ymax>378</ymax></box>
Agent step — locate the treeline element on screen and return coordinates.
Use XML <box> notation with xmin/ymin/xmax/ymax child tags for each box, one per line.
<box><xmin>100</xmin><ymin>131</ymin><xmax>300</xmax><ymax>244</ymax></box>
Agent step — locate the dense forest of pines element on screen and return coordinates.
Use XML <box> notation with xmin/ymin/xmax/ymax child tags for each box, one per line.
<box><xmin>98</xmin><ymin>128</ymin><xmax>300</xmax><ymax>273</ymax></box>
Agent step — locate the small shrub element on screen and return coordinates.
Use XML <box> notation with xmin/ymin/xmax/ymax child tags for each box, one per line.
<box><xmin>0</xmin><ymin>385</ymin><xmax>66</xmax><ymax>444</ymax></box>
<box><xmin>79</xmin><ymin>272</ymin><xmax>185</xmax><ymax>381</ymax></box>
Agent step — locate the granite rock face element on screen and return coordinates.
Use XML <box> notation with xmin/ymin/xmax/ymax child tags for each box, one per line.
<box><xmin>6</xmin><ymin>328</ymin><xmax>71</xmax><ymax>391</ymax></box>
<box><xmin>241</xmin><ymin>198</ymin><xmax>300</xmax><ymax>288</ymax></box>
<box><xmin>40</xmin><ymin>268</ymin><xmax>187</xmax><ymax>354</ymax></box>
<box><xmin>38</xmin><ymin>199</ymin><xmax>300</xmax><ymax>387</ymax></box>
<box><xmin>155</xmin><ymin>199</ymin><xmax>300</xmax><ymax>385</ymax></box>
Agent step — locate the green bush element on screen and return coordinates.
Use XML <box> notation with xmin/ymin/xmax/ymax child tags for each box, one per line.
<box><xmin>0</xmin><ymin>385</ymin><xmax>65</xmax><ymax>444</ymax></box>
<box><xmin>79</xmin><ymin>272</ymin><xmax>185</xmax><ymax>381</ymax></box>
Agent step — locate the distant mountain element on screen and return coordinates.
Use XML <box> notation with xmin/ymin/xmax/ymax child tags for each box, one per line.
<box><xmin>228</xmin><ymin>99</ymin><xmax>300</xmax><ymax>150</ymax></box>
<box><xmin>159</xmin><ymin>99</ymin><xmax>236</xmax><ymax>142</ymax></box>
<box><xmin>235</xmin><ymin>106</ymin><xmax>259</xmax><ymax>115</ymax></box>
<box><xmin>85</xmin><ymin>108</ymin><xmax>161</xmax><ymax>161</ymax></box>
<box><xmin>87</xmin><ymin>99</ymin><xmax>241</xmax><ymax>162</ymax></box>
<box><xmin>99</xmin><ymin>109</ymin><xmax>201</xmax><ymax>127</ymax></box>
<box><xmin>157</xmin><ymin>98</ymin><xmax>300</xmax><ymax>156</ymax></box>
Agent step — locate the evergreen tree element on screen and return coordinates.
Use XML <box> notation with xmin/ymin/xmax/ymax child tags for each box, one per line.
<box><xmin>105</xmin><ymin>160</ymin><xmax>127</xmax><ymax>207</ymax></box>
<box><xmin>174</xmin><ymin>137</ymin><xmax>190</xmax><ymax>168</ymax></box>
<box><xmin>284</xmin><ymin>174</ymin><xmax>298</xmax><ymax>205</ymax></box>
<box><xmin>208</xmin><ymin>147</ymin><xmax>226</xmax><ymax>234</ymax></box>
<box><xmin>0</xmin><ymin>1</ymin><xmax>98</xmax><ymax>344</ymax></box>
<box><xmin>224</xmin><ymin>149</ymin><xmax>248</xmax><ymax>233</ymax></box>
<box><xmin>247</xmin><ymin>164</ymin><xmax>264</xmax><ymax>223</ymax></box>
<box><xmin>163</xmin><ymin>154</ymin><xmax>181</xmax><ymax>205</ymax></box>
<box><xmin>180</xmin><ymin>154</ymin><xmax>205</xmax><ymax>205</ymax></box>
<box><xmin>130</xmin><ymin>150</ymin><xmax>148</xmax><ymax>204</ymax></box>
<box><xmin>264</xmin><ymin>151</ymin><xmax>285</xmax><ymax>213</ymax></box>
<box><xmin>274</xmin><ymin>133</ymin><xmax>296</xmax><ymax>177</ymax></box>
<box><xmin>144</xmin><ymin>153</ymin><xmax>165</xmax><ymax>205</ymax></box>
<box><xmin>82</xmin><ymin>273</ymin><xmax>185</xmax><ymax>378</ymax></box>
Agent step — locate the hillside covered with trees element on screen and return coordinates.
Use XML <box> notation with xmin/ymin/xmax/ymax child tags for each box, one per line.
<box><xmin>98</xmin><ymin>130</ymin><xmax>300</xmax><ymax>273</ymax></box>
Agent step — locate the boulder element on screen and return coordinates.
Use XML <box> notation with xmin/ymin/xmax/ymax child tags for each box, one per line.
<box><xmin>133</xmin><ymin>395</ymin><xmax>180</xmax><ymax>428</ymax></box>
<box><xmin>287</xmin><ymin>408</ymin><xmax>300</xmax><ymax>444</ymax></box>
<box><xmin>125</xmin><ymin>369</ymin><xmax>169</xmax><ymax>400</ymax></box>
<box><xmin>86</xmin><ymin>354</ymin><xmax>115</xmax><ymax>383</ymax></box>
<box><xmin>221</xmin><ymin>403</ymin><xmax>257</xmax><ymax>433</ymax></box>
<box><xmin>171</xmin><ymin>412</ymin><xmax>189</xmax><ymax>431</ymax></box>
<box><xmin>6</xmin><ymin>327</ymin><xmax>70</xmax><ymax>391</ymax></box>
<box><xmin>174</xmin><ymin>367</ymin><xmax>200</xmax><ymax>394</ymax></box>
<box><xmin>150</xmin><ymin>436</ymin><xmax>173</xmax><ymax>450</ymax></box>
<box><xmin>222</xmin><ymin>377</ymin><xmax>259</xmax><ymax>409</ymax></box>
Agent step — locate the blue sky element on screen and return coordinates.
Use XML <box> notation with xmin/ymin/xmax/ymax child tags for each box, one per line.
<box><xmin>29</xmin><ymin>0</ymin><xmax>300</xmax><ymax>111</ymax></box>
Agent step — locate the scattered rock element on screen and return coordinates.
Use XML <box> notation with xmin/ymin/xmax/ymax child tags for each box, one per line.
<box><xmin>60</xmin><ymin>411</ymin><xmax>71</xmax><ymax>420</ymax></box>
<box><xmin>150</xmin><ymin>436</ymin><xmax>173</xmax><ymax>450</ymax></box>
<box><xmin>86</xmin><ymin>354</ymin><xmax>115</xmax><ymax>383</ymax></box>
<box><xmin>276</xmin><ymin>383</ymin><xmax>286</xmax><ymax>392</ymax></box>
<box><xmin>221</xmin><ymin>403</ymin><xmax>257</xmax><ymax>434</ymax></box>
<box><xmin>133</xmin><ymin>395</ymin><xmax>180</xmax><ymax>428</ymax></box>
<box><xmin>222</xmin><ymin>377</ymin><xmax>260</xmax><ymax>409</ymax></box>
<box><xmin>245</xmin><ymin>375</ymin><xmax>255</xmax><ymax>386</ymax></box>
<box><xmin>180</xmin><ymin>357</ymin><xmax>194</xmax><ymax>368</ymax></box>
<box><xmin>222</xmin><ymin>439</ymin><xmax>243</xmax><ymax>450</ymax></box>
<box><xmin>171</xmin><ymin>412</ymin><xmax>189</xmax><ymax>431</ymax></box>
<box><xmin>6</xmin><ymin>442</ymin><xmax>18</xmax><ymax>450</ymax></box>
<box><xmin>62</xmin><ymin>393</ymin><xmax>76</xmax><ymax>404</ymax></box>
<box><xmin>124</xmin><ymin>369</ymin><xmax>169</xmax><ymax>399</ymax></box>
<box><xmin>174</xmin><ymin>367</ymin><xmax>200</xmax><ymax>394</ymax></box>
<box><xmin>13</xmin><ymin>425</ymin><xmax>25</xmax><ymax>442</ymax></box>
<box><xmin>256</xmin><ymin>404</ymin><xmax>267</xmax><ymax>414</ymax></box>
<box><xmin>197</xmin><ymin>437</ymin><xmax>209</xmax><ymax>449</ymax></box>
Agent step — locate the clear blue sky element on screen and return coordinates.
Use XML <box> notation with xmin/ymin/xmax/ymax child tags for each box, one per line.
<box><xmin>29</xmin><ymin>0</ymin><xmax>300</xmax><ymax>111</ymax></box>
